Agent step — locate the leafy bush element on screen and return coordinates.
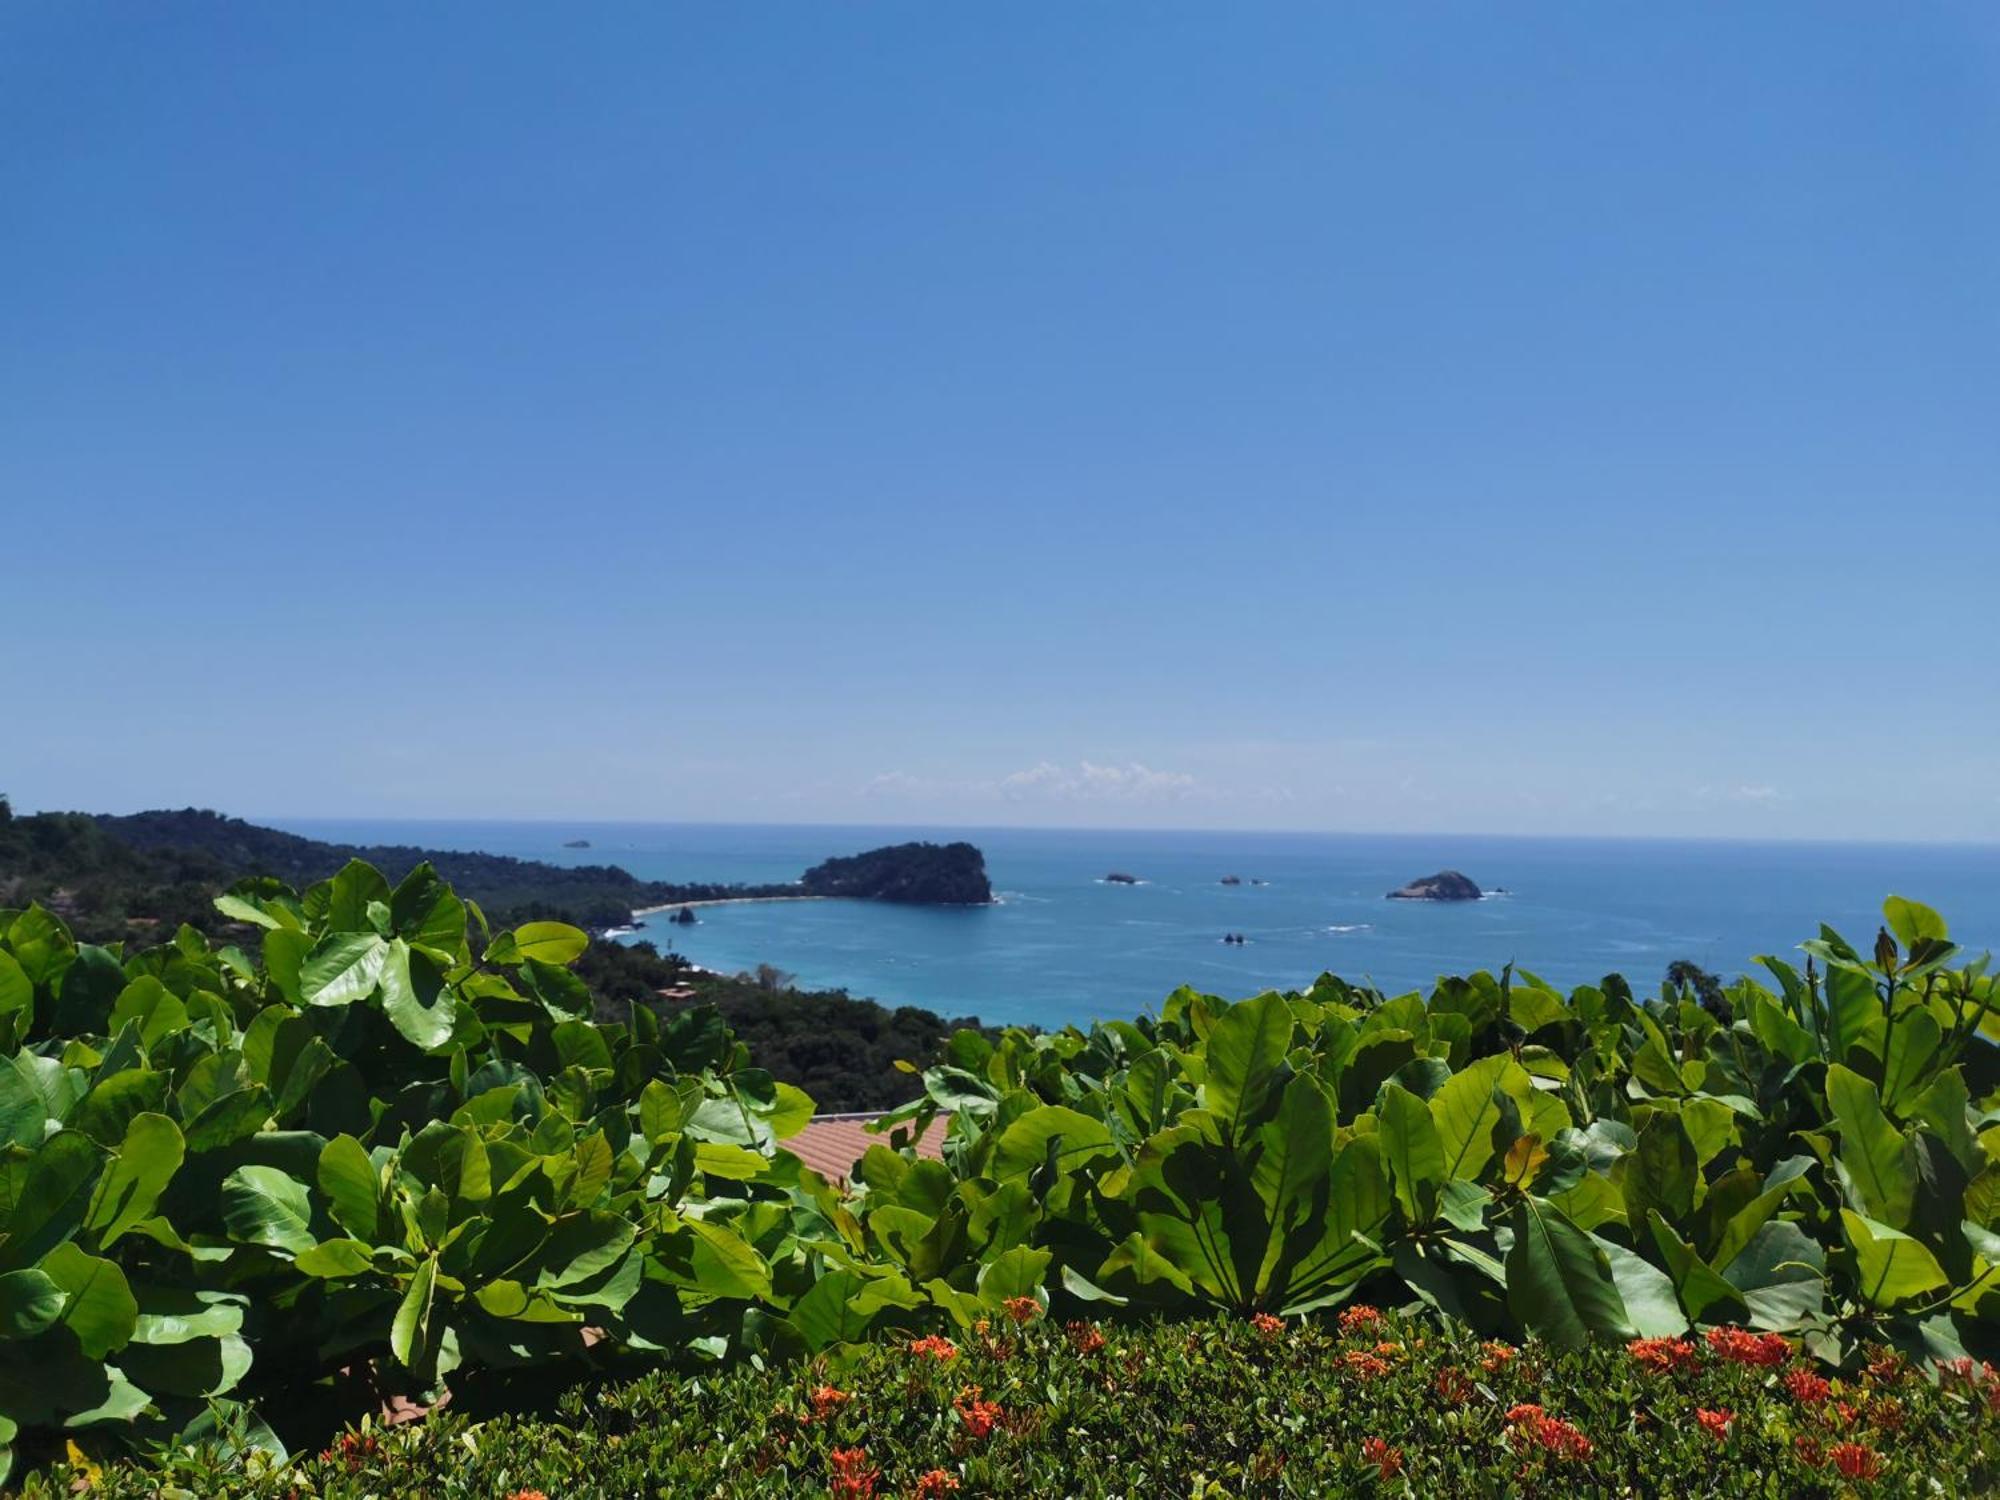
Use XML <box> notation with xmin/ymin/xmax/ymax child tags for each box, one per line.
<box><xmin>0</xmin><ymin>861</ymin><xmax>823</xmax><ymax>1482</ymax></box>
<box><xmin>25</xmin><ymin>1313</ymin><xmax>1998</xmax><ymax>1496</ymax></box>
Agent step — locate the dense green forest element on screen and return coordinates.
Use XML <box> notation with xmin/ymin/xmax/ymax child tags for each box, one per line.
<box><xmin>0</xmin><ymin>801</ymin><xmax>987</xmax><ymax>1110</ymax></box>
<box><xmin>0</xmin><ymin>804</ymin><xmax>992</xmax><ymax>940</ymax></box>
<box><xmin>574</xmin><ymin>939</ymin><xmax>990</xmax><ymax>1110</ymax></box>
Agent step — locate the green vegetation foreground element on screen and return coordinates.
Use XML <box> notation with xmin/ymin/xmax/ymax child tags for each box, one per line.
<box><xmin>0</xmin><ymin>859</ymin><xmax>1995</xmax><ymax>1488</ymax></box>
<box><xmin>28</xmin><ymin>1313</ymin><xmax>1998</xmax><ymax>1496</ymax></box>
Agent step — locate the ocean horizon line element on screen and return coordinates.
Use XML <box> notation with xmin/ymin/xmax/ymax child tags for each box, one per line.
<box><xmin>244</xmin><ymin>813</ymin><xmax>2000</xmax><ymax>853</ymax></box>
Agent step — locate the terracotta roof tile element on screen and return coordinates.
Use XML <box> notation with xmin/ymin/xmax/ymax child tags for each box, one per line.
<box><xmin>790</xmin><ymin>1112</ymin><xmax>948</xmax><ymax>1183</ymax></box>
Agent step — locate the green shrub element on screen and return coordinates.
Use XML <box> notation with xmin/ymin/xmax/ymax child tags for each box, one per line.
<box><xmin>25</xmin><ymin>1313</ymin><xmax>1998</xmax><ymax>1497</ymax></box>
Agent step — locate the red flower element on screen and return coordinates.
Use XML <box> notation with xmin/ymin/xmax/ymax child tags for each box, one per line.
<box><xmin>1339</xmin><ymin>1304</ymin><xmax>1385</xmax><ymax>1337</ymax></box>
<box><xmin>1360</xmin><ymin>1436</ymin><xmax>1404</xmax><ymax>1479</ymax></box>
<box><xmin>1705</xmin><ymin>1327</ymin><xmax>1789</xmax><ymax>1367</ymax></box>
<box><xmin>809</xmin><ymin>1385</ymin><xmax>851</xmax><ymax>1421</ymax></box>
<box><xmin>1000</xmin><ymin>1295</ymin><xmax>1041</xmax><ymax>1325</ymax></box>
<box><xmin>829</xmin><ymin>1447</ymin><xmax>879</xmax><ymax>1499</ymax></box>
<box><xmin>1793</xmin><ymin>1436</ymin><xmax>1824</xmax><ymax>1469</ymax></box>
<box><xmin>1829</xmin><ymin>1442</ymin><xmax>1882</xmax><ymax>1480</ymax></box>
<box><xmin>1481</xmin><ymin>1340</ymin><xmax>1517</xmax><ymax>1373</ymax></box>
<box><xmin>1435</xmin><ymin>1366</ymin><xmax>1474</xmax><ymax>1405</ymax></box>
<box><xmin>1251</xmin><ymin>1312</ymin><xmax>1285</xmax><ymax>1339</ymax></box>
<box><xmin>914</xmin><ymin>1471</ymin><xmax>960</xmax><ymax>1498</ymax></box>
<box><xmin>953</xmin><ymin>1385</ymin><xmax>1002</xmax><ymax>1441</ymax></box>
<box><xmin>1342</xmin><ymin>1351</ymin><xmax>1391</xmax><ymax>1380</ymax></box>
<box><xmin>1695</xmin><ymin>1408</ymin><xmax>1733</xmax><ymax>1442</ymax></box>
<box><xmin>907</xmin><ymin>1335</ymin><xmax>960</xmax><ymax>1363</ymax></box>
<box><xmin>1866</xmin><ymin>1348</ymin><xmax>1905</xmax><ymax>1382</ymax></box>
<box><xmin>1627</xmin><ymin>1337</ymin><xmax>1700</xmax><ymax>1373</ymax></box>
<box><xmin>1504</xmin><ymin>1404</ymin><xmax>1591</xmax><ymax>1461</ymax></box>
<box><xmin>1782</xmin><ymin>1368</ymin><xmax>1830</xmax><ymax>1404</ymax></box>
<box><xmin>505</xmin><ymin>1492</ymin><xmax>549</xmax><ymax>1500</ymax></box>
<box><xmin>1067</xmin><ymin>1320</ymin><xmax>1107</xmax><ymax>1355</ymax></box>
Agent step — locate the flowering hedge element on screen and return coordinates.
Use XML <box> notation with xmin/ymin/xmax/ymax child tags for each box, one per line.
<box><xmin>26</xmin><ymin>1310</ymin><xmax>1998</xmax><ymax>1497</ymax></box>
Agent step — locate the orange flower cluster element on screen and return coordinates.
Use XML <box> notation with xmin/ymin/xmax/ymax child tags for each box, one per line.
<box><xmin>914</xmin><ymin>1469</ymin><xmax>960</xmax><ymax>1497</ymax></box>
<box><xmin>1695</xmin><ymin>1408</ymin><xmax>1734</xmax><ymax>1442</ymax></box>
<box><xmin>1067</xmin><ymin>1321</ymin><xmax>1107</xmax><ymax>1355</ymax></box>
<box><xmin>1782</xmin><ymin>1368</ymin><xmax>1831</xmax><ymax>1404</ymax></box>
<box><xmin>907</xmin><ymin>1335</ymin><xmax>960</xmax><ymax>1363</ymax></box>
<box><xmin>1000</xmin><ymin>1296</ymin><xmax>1041</xmax><ymax>1325</ymax></box>
<box><xmin>504</xmin><ymin>1491</ymin><xmax>548</xmax><ymax>1500</ymax></box>
<box><xmin>1434</xmin><ymin>1365</ymin><xmax>1474</xmax><ymax>1405</ymax></box>
<box><xmin>808</xmin><ymin>1385</ymin><xmax>851</xmax><ymax>1422</ymax></box>
<box><xmin>1251</xmin><ymin>1312</ymin><xmax>1285</xmax><ymax>1339</ymax></box>
<box><xmin>1504</xmin><ymin>1404</ymin><xmax>1593</xmax><ymax>1461</ymax></box>
<box><xmin>1341</xmin><ymin>1350</ymin><xmax>1392</xmax><ymax>1380</ymax></box>
<box><xmin>1829</xmin><ymin>1441</ymin><xmax>1883</xmax><ymax>1480</ymax></box>
<box><xmin>828</xmin><ymin>1446</ymin><xmax>879</xmax><ymax>1498</ymax></box>
<box><xmin>1480</xmin><ymin>1340</ymin><xmax>1517</xmax><ymax>1373</ymax></box>
<box><xmin>1705</xmin><ymin>1327</ymin><xmax>1790</xmax><ymax>1367</ymax></box>
<box><xmin>1359</xmin><ymin>1436</ymin><xmax>1404</xmax><ymax>1479</ymax></box>
<box><xmin>1626</xmin><ymin>1337</ymin><xmax>1700</xmax><ymax>1374</ymax></box>
<box><xmin>1338</xmin><ymin>1304</ymin><xmax>1385</xmax><ymax>1337</ymax></box>
<box><xmin>954</xmin><ymin>1385</ymin><xmax>1002</xmax><ymax>1440</ymax></box>
<box><xmin>1866</xmin><ymin>1348</ymin><xmax>1905</xmax><ymax>1382</ymax></box>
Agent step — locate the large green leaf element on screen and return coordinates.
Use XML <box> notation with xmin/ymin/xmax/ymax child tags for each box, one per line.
<box><xmin>41</xmin><ymin>1243</ymin><xmax>137</xmax><ymax>1360</ymax></box>
<box><xmin>789</xmin><ymin>1268</ymin><xmax>924</xmax><ymax>1351</ymax></box>
<box><xmin>1505</xmin><ymin>1196</ymin><xmax>1633</xmax><ymax>1347</ymax></box>
<box><xmin>390</xmin><ymin>1256</ymin><xmax>438</xmax><ymax>1368</ymax></box>
<box><xmin>992</xmin><ymin>1105</ymin><xmax>1115</xmax><ymax>1179</ymax></box>
<box><xmin>1883</xmin><ymin>896</ymin><xmax>1947</xmax><ymax>947</ymax></box>
<box><xmin>0</xmin><ymin>1269</ymin><xmax>65</xmax><ymax>1338</ymax></box>
<box><xmin>379</xmin><ymin>939</ymin><xmax>456</xmax><ymax>1050</ymax></box>
<box><xmin>1840</xmin><ymin>1209</ymin><xmax>1947</xmax><ymax>1309</ymax></box>
<box><xmin>1621</xmin><ymin>1113</ymin><xmax>1696</xmax><ymax>1230</ymax></box>
<box><xmin>1826</xmin><ymin>1064</ymin><xmax>1916</xmax><ymax>1229</ymax></box>
<box><xmin>1202</xmin><ymin>992</ymin><xmax>1293</xmax><ymax>1142</ymax></box>
<box><xmin>84</xmin><ymin>1112</ymin><xmax>184</xmax><ymax>1247</ymax></box>
<box><xmin>298</xmin><ymin>932</ymin><xmax>388</xmax><ymax>1008</ymax></box>
<box><xmin>1429</xmin><ymin>1055</ymin><xmax>1513</xmax><ymax>1182</ymax></box>
<box><xmin>316</xmin><ymin>1135</ymin><xmax>381</xmax><ymax>1241</ymax></box>
<box><xmin>220</xmin><ymin>1166</ymin><xmax>316</xmax><ymax>1255</ymax></box>
<box><xmin>1378</xmin><ymin>1081</ymin><xmax>1444</xmax><ymax>1223</ymax></box>
<box><xmin>0</xmin><ymin>951</ymin><xmax>32</xmax><ymax>1031</ymax></box>
<box><xmin>1597</xmin><ymin>1235</ymin><xmax>1688</xmax><ymax>1338</ymax></box>
<box><xmin>1880</xmin><ymin>1010</ymin><xmax>1942</xmax><ymax>1113</ymax></box>
<box><xmin>512</xmin><ymin>921</ymin><xmax>590</xmax><ymax>966</ymax></box>
<box><xmin>1</xmin><ymin>1130</ymin><xmax>104</xmax><ymax>1270</ymax></box>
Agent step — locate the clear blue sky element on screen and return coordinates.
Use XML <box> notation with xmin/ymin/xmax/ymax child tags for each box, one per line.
<box><xmin>4</xmin><ymin>4</ymin><xmax>1996</xmax><ymax>839</ymax></box>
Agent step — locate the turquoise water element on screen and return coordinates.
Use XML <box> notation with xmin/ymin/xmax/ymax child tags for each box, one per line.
<box><xmin>279</xmin><ymin>820</ymin><xmax>2000</xmax><ymax>1031</ymax></box>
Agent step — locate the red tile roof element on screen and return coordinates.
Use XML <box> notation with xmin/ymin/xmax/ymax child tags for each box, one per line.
<box><xmin>790</xmin><ymin>1112</ymin><xmax>949</xmax><ymax>1182</ymax></box>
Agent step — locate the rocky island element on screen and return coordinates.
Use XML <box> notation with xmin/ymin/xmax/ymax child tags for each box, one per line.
<box><xmin>1387</xmin><ymin>869</ymin><xmax>1483</xmax><ymax>902</ymax></box>
<box><xmin>800</xmin><ymin>841</ymin><xmax>993</xmax><ymax>905</ymax></box>
<box><xmin>1103</xmin><ymin>871</ymin><xmax>1140</xmax><ymax>885</ymax></box>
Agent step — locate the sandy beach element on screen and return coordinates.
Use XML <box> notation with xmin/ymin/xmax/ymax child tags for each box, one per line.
<box><xmin>630</xmin><ymin>894</ymin><xmax>829</xmax><ymax>918</ymax></box>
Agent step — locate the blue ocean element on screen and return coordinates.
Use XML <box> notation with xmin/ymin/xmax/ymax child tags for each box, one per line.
<box><xmin>277</xmin><ymin>821</ymin><xmax>2000</xmax><ymax>1031</ymax></box>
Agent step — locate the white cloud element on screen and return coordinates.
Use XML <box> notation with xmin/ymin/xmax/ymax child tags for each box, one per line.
<box><xmin>1693</xmin><ymin>783</ymin><xmax>1788</xmax><ymax>806</ymax></box>
<box><xmin>998</xmin><ymin>760</ymin><xmax>1197</xmax><ymax>802</ymax></box>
